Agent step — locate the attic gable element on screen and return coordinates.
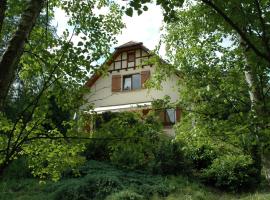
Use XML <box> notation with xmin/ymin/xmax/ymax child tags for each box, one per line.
<box><xmin>108</xmin><ymin>41</ymin><xmax>151</xmax><ymax>72</ymax></box>
<box><xmin>86</xmin><ymin>41</ymin><xmax>152</xmax><ymax>88</ymax></box>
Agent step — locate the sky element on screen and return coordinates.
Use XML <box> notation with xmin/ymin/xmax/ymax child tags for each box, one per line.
<box><xmin>115</xmin><ymin>3</ymin><xmax>164</xmax><ymax>53</ymax></box>
<box><xmin>53</xmin><ymin>2</ymin><xmax>165</xmax><ymax>56</ymax></box>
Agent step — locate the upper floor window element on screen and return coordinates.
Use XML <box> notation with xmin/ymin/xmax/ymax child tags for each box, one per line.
<box><xmin>111</xmin><ymin>70</ymin><xmax>149</xmax><ymax>92</ymax></box>
<box><xmin>123</xmin><ymin>74</ymin><xmax>141</xmax><ymax>91</ymax></box>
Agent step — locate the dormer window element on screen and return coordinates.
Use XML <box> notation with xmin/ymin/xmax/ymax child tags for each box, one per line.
<box><xmin>123</xmin><ymin>74</ymin><xmax>141</xmax><ymax>91</ymax></box>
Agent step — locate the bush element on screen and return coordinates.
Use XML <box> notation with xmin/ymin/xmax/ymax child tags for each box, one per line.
<box><xmin>2</xmin><ymin>157</ymin><xmax>32</xmax><ymax>180</ymax></box>
<box><xmin>106</xmin><ymin>189</ymin><xmax>144</xmax><ymax>200</ymax></box>
<box><xmin>84</xmin><ymin>112</ymin><xmax>193</xmax><ymax>175</ymax></box>
<box><xmin>85</xmin><ymin>112</ymin><xmax>162</xmax><ymax>170</ymax></box>
<box><xmin>53</xmin><ymin>174</ymin><xmax>123</xmax><ymax>200</ymax></box>
<box><xmin>190</xmin><ymin>144</ymin><xmax>217</xmax><ymax>170</ymax></box>
<box><xmin>201</xmin><ymin>155</ymin><xmax>259</xmax><ymax>191</ymax></box>
<box><xmin>153</xmin><ymin>138</ymin><xmax>191</xmax><ymax>175</ymax></box>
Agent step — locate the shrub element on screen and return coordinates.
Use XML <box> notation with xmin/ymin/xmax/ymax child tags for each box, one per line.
<box><xmin>153</xmin><ymin>138</ymin><xmax>191</xmax><ymax>175</ymax></box>
<box><xmin>201</xmin><ymin>154</ymin><xmax>259</xmax><ymax>191</ymax></box>
<box><xmin>53</xmin><ymin>174</ymin><xmax>123</xmax><ymax>200</ymax></box>
<box><xmin>106</xmin><ymin>189</ymin><xmax>144</xmax><ymax>200</ymax></box>
<box><xmin>85</xmin><ymin>112</ymin><xmax>162</xmax><ymax>170</ymax></box>
<box><xmin>190</xmin><ymin>144</ymin><xmax>217</xmax><ymax>170</ymax></box>
<box><xmin>2</xmin><ymin>157</ymin><xmax>32</xmax><ymax>180</ymax></box>
<box><xmin>85</xmin><ymin>112</ymin><xmax>193</xmax><ymax>174</ymax></box>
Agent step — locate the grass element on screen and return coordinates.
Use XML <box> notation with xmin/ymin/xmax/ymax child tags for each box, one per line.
<box><xmin>0</xmin><ymin>160</ymin><xmax>269</xmax><ymax>200</ymax></box>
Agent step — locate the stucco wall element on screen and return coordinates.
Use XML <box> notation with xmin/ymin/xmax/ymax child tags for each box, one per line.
<box><xmin>85</xmin><ymin>65</ymin><xmax>180</xmax><ymax>108</ymax></box>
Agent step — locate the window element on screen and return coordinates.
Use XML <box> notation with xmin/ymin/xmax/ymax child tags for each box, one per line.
<box><xmin>123</xmin><ymin>74</ymin><xmax>141</xmax><ymax>91</ymax></box>
<box><xmin>159</xmin><ymin>108</ymin><xmax>176</xmax><ymax>126</ymax></box>
<box><xmin>165</xmin><ymin>109</ymin><xmax>176</xmax><ymax>124</ymax></box>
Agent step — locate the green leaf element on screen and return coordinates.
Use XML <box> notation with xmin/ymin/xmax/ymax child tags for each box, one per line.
<box><xmin>125</xmin><ymin>7</ymin><xmax>133</xmax><ymax>17</ymax></box>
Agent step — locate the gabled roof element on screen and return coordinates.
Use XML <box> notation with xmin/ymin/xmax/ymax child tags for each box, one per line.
<box><xmin>85</xmin><ymin>41</ymin><xmax>151</xmax><ymax>88</ymax></box>
<box><xmin>115</xmin><ymin>41</ymin><xmax>142</xmax><ymax>49</ymax></box>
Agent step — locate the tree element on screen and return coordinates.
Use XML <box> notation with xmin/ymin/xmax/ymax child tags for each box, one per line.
<box><xmin>0</xmin><ymin>0</ymin><xmax>123</xmax><ymax>179</ymax></box>
<box><xmin>127</xmin><ymin>0</ymin><xmax>270</xmax><ymax>116</ymax></box>
<box><xmin>127</xmin><ymin>0</ymin><xmax>270</xmax><ymax>179</ymax></box>
<box><xmin>0</xmin><ymin>0</ymin><xmax>44</xmax><ymax>109</ymax></box>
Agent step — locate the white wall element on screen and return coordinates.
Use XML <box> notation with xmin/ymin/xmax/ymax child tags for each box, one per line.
<box><xmin>85</xmin><ymin>64</ymin><xmax>180</xmax><ymax>108</ymax></box>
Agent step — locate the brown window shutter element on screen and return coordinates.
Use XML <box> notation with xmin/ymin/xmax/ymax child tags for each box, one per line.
<box><xmin>112</xmin><ymin>75</ymin><xmax>121</xmax><ymax>92</ymax></box>
<box><xmin>176</xmin><ymin>108</ymin><xmax>181</xmax><ymax>122</ymax></box>
<box><xmin>158</xmin><ymin>110</ymin><xmax>165</xmax><ymax>123</ymax></box>
<box><xmin>141</xmin><ymin>70</ymin><xmax>150</xmax><ymax>87</ymax></box>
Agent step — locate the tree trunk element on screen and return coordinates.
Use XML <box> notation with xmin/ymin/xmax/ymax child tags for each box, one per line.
<box><xmin>242</xmin><ymin>43</ymin><xmax>264</xmax><ymax>183</ymax></box>
<box><xmin>0</xmin><ymin>0</ymin><xmax>7</xmax><ymax>35</ymax></box>
<box><xmin>0</xmin><ymin>0</ymin><xmax>44</xmax><ymax>111</ymax></box>
<box><xmin>0</xmin><ymin>160</ymin><xmax>9</xmax><ymax>177</ymax></box>
<box><xmin>244</xmin><ymin>66</ymin><xmax>263</xmax><ymax>114</ymax></box>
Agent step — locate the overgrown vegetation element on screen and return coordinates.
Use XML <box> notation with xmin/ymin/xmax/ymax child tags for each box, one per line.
<box><xmin>1</xmin><ymin>160</ymin><xmax>270</xmax><ymax>200</ymax></box>
<box><xmin>85</xmin><ymin>112</ymin><xmax>190</xmax><ymax>175</ymax></box>
<box><xmin>83</xmin><ymin>111</ymin><xmax>265</xmax><ymax>192</ymax></box>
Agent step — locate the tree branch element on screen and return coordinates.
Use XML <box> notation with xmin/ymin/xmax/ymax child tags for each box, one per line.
<box><xmin>254</xmin><ymin>0</ymin><xmax>270</xmax><ymax>56</ymax></box>
<box><xmin>2</xmin><ymin>27</ymin><xmax>79</xmax><ymax>166</ymax></box>
<box><xmin>201</xmin><ymin>0</ymin><xmax>270</xmax><ymax>64</ymax></box>
<box><xmin>26</xmin><ymin>135</ymin><xmax>141</xmax><ymax>142</ymax></box>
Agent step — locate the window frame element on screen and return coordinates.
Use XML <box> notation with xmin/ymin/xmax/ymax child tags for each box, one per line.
<box><xmin>122</xmin><ymin>73</ymin><xmax>141</xmax><ymax>91</ymax></box>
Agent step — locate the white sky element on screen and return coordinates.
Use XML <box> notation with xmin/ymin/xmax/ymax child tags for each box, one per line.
<box><xmin>53</xmin><ymin>2</ymin><xmax>165</xmax><ymax>56</ymax></box>
<box><xmin>115</xmin><ymin>3</ymin><xmax>164</xmax><ymax>54</ymax></box>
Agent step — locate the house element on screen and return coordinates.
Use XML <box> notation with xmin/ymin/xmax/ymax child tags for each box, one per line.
<box><xmin>84</xmin><ymin>41</ymin><xmax>181</xmax><ymax>135</ymax></box>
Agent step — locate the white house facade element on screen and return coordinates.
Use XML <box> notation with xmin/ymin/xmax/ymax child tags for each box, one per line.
<box><xmin>84</xmin><ymin>41</ymin><xmax>181</xmax><ymax>134</ymax></box>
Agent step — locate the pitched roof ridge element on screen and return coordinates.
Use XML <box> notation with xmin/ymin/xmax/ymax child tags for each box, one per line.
<box><xmin>115</xmin><ymin>41</ymin><xmax>143</xmax><ymax>49</ymax></box>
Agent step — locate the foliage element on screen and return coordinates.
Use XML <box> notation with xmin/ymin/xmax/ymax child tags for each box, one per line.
<box><xmin>0</xmin><ymin>0</ymin><xmax>124</xmax><ymax>180</ymax></box>
<box><xmin>176</xmin><ymin>116</ymin><xmax>263</xmax><ymax>191</ymax></box>
<box><xmin>1</xmin><ymin>160</ymin><xmax>270</xmax><ymax>200</ymax></box>
<box><xmin>125</xmin><ymin>0</ymin><xmax>270</xmax><ymax>189</ymax></box>
<box><xmin>1</xmin><ymin>157</ymin><xmax>32</xmax><ymax>180</ymax></box>
<box><xmin>145</xmin><ymin>0</ymin><xmax>270</xmax><ymax>189</ymax></box>
<box><xmin>52</xmin><ymin>160</ymin><xmax>186</xmax><ymax>199</ymax></box>
<box><xmin>201</xmin><ymin>155</ymin><xmax>259</xmax><ymax>192</ymax></box>
<box><xmin>53</xmin><ymin>174</ymin><xmax>123</xmax><ymax>200</ymax></box>
<box><xmin>85</xmin><ymin>111</ymin><xmax>162</xmax><ymax>170</ymax></box>
<box><xmin>152</xmin><ymin>137</ymin><xmax>192</xmax><ymax>175</ymax></box>
<box><xmin>105</xmin><ymin>189</ymin><xmax>144</xmax><ymax>200</ymax></box>
<box><xmin>85</xmin><ymin>111</ymin><xmax>192</xmax><ymax>175</ymax></box>
<box><xmin>24</xmin><ymin>139</ymin><xmax>86</xmax><ymax>182</ymax></box>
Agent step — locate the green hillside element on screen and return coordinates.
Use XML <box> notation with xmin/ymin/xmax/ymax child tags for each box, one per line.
<box><xmin>1</xmin><ymin>160</ymin><xmax>269</xmax><ymax>200</ymax></box>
